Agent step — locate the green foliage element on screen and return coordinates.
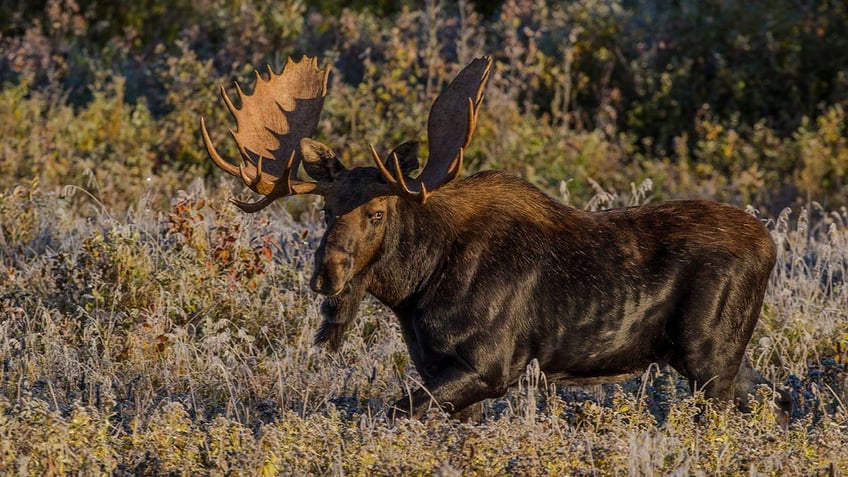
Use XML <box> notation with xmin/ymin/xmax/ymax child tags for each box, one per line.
<box><xmin>2</xmin><ymin>0</ymin><xmax>847</xmax><ymax>211</ymax></box>
<box><xmin>0</xmin><ymin>398</ymin><xmax>118</xmax><ymax>475</ymax></box>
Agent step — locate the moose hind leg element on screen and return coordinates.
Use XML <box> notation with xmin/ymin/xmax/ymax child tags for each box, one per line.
<box><xmin>669</xmin><ymin>270</ymin><xmax>767</xmax><ymax>404</ymax></box>
<box><xmin>668</xmin><ymin>324</ymin><xmax>749</xmax><ymax>406</ymax></box>
<box><xmin>669</xmin><ymin>322</ymin><xmax>743</xmax><ymax>404</ymax></box>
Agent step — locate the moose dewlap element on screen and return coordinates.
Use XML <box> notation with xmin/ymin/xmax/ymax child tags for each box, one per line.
<box><xmin>200</xmin><ymin>55</ymin><xmax>792</xmax><ymax>423</ymax></box>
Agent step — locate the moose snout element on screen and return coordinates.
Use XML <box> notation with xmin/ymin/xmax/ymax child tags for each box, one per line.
<box><xmin>310</xmin><ymin>273</ymin><xmax>339</xmax><ymax>296</ymax></box>
<box><xmin>310</xmin><ymin>253</ymin><xmax>351</xmax><ymax>297</ymax></box>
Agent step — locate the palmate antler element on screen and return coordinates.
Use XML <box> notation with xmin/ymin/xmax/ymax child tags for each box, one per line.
<box><xmin>369</xmin><ymin>56</ymin><xmax>492</xmax><ymax>203</ymax></box>
<box><xmin>200</xmin><ymin>56</ymin><xmax>330</xmax><ymax>212</ymax></box>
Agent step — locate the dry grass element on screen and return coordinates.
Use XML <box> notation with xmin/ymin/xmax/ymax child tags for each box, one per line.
<box><xmin>1</xmin><ymin>177</ymin><xmax>846</xmax><ymax>475</ymax></box>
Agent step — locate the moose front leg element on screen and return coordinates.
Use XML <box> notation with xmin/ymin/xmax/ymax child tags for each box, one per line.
<box><xmin>389</xmin><ymin>365</ymin><xmax>502</xmax><ymax>421</ymax></box>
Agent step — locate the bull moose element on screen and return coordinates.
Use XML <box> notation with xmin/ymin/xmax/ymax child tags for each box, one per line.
<box><xmin>200</xmin><ymin>55</ymin><xmax>792</xmax><ymax>422</ymax></box>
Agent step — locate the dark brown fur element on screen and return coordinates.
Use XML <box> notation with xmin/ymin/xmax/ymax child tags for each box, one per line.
<box><xmin>301</xmin><ymin>141</ymin><xmax>792</xmax><ymax>422</ymax></box>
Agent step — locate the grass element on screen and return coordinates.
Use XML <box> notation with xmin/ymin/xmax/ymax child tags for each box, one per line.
<box><xmin>1</xmin><ymin>176</ymin><xmax>846</xmax><ymax>475</ymax></box>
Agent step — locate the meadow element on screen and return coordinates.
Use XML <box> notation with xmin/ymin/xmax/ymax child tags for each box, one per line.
<box><xmin>1</xmin><ymin>0</ymin><xmax>847</xmax><ymax>474</ymax></box>
<box><xmin>1</xmin><ymin>165</ymin><xmax>847</xmax><ymax>475</ymax></box>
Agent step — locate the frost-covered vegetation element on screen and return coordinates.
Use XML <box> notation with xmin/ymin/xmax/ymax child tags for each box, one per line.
<box><xmin>1</xmin><ymin>0</ymin><xmax>847</xmax><ymax>474</ymax></box>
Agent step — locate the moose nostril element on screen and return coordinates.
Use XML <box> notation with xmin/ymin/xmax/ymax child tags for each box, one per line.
<box><xmin>310</xmin><ymin>275</ymin><xmax>323</xmax><ymax>293</ymax></box>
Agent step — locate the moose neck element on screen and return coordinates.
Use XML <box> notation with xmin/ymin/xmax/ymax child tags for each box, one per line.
<box><xmin>360</xmin><ymin>171</ymin><xmax>589</xmax><ymax>314</ymax></box>
<box><xmin>364</xmin><ymin>195</ymin><xmax>455</xmax><ymax>311</ymax></box>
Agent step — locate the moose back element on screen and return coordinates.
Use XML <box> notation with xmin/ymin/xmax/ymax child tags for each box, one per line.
<box><xmin>200</xmin><ymin>56</ymin><xmax>792</xmax><ymax>422</ymax></box>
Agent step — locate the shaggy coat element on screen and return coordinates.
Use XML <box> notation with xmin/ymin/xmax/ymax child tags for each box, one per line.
<box><xmin>307</xmin><ymin>165</ymin><xmax>792</xmax><ymax>421</ymax></box>
<box><xmin>199</xmin><ymin>54</ymin><xmax>790</xmax><ymax>422</ymax></box>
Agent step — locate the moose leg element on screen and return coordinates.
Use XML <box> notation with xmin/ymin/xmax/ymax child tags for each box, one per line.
<box><xmin>451</xmin><ymin>402</ymin><xmax>484</xmax><ymax>423</ymax></box>
<box><xmin>733</xmin><ymin>356</ymin><xmax>793</xmax><ymax>424</ymax></box>
<box><xmin>389</xmin><ymin>366</ymin><xmax>501</xmax><ymax>421</ymax></box>
<box><xmin>669</xmin><ymin>274</ymin><xmax>792</xmax><ymax>420</ymax></box>
<box><xmin>698</xmin><ymin>272</ymin><xmax>792</xmax><ymax>421</ymax></box>
<box><xmin>672</xmin><ymin>333</ymin><xmax>793</xmax><ymax>427</ymax></box>
<box><xmin>668</xmin><ymin>281</ymin><xmax>754</xmax><ymax>405</ymax></box>
<box><xmin>668</xmin><ymin>323</ymin><xmax>740</xmax><ymax>404</ymax></box>
<box><xmin>674</xmin><ymin>357</ymin><xmax>738</xmax><ymax>404</ymax></box>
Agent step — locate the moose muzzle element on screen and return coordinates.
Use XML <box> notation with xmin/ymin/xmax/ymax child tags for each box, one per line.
<box><xmin>310</xmin><ymin>247</ymin><xmax>352</xmax><ymax>297</ymax></box>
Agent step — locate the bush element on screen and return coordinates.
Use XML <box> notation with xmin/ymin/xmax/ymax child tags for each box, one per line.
<box><xmin>1</xmin><ymin>0</ymin><xmax>846</xmax><ymax>211</ymax></box>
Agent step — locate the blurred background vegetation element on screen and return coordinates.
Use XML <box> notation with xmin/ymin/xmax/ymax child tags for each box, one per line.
<box><xmin>1</xmin><ymin>0</ymin><xmax>846</xmax><ymax>212</ymax></box>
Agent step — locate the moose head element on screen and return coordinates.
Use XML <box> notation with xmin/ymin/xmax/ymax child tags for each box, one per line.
<box><xmin>201</xmin><ymin>55</ymin><xmax>491</xmax><ymax>300</ymax></box>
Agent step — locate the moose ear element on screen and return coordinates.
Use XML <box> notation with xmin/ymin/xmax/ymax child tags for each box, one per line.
<box><xmin>384</xmin><ymin>140</ymin><xmax>420</xmax><ymax>177</ymax></box>
<box><xmin>300</xmin><ymin>138</ymin><xmax>345</xmax><ymax>182</ymax></box>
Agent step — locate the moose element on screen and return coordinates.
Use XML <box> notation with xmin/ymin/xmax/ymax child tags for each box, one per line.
<box><xmin>200</xmin><ymin>55</ymin><xmax>792</xmax><ymax>422</ymax></box>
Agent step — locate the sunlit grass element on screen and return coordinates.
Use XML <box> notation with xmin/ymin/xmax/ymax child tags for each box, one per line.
<box><xmin>1</xmin><ymin>179</ymin><xmax>846</xmax><ymax>474</ymax></box>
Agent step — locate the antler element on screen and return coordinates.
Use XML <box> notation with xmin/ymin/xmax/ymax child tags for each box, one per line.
<box><xmin>370</xmin><ymin>56</ymin><xmax>491</xmax><ymax>203</ymax></box>
<box><xmin>368</xmin><ymin>143</ymin><xmax>436</xmax><ymax>203</ymax></box>
<box><xmin>200</xmin><ymin>56</ymin><xmax>330</xmax><ymax>212</ymax></box>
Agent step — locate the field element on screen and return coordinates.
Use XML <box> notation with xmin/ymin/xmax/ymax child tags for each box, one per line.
<box><xmin>2</xmin><ymin>1</ymin><xmax>848</xmax><ymax>475</ymax></box>
<box><xmin>2</xmin><ymin>179</ymin><xmax>847</xmax><ymax>475</ymax></box>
